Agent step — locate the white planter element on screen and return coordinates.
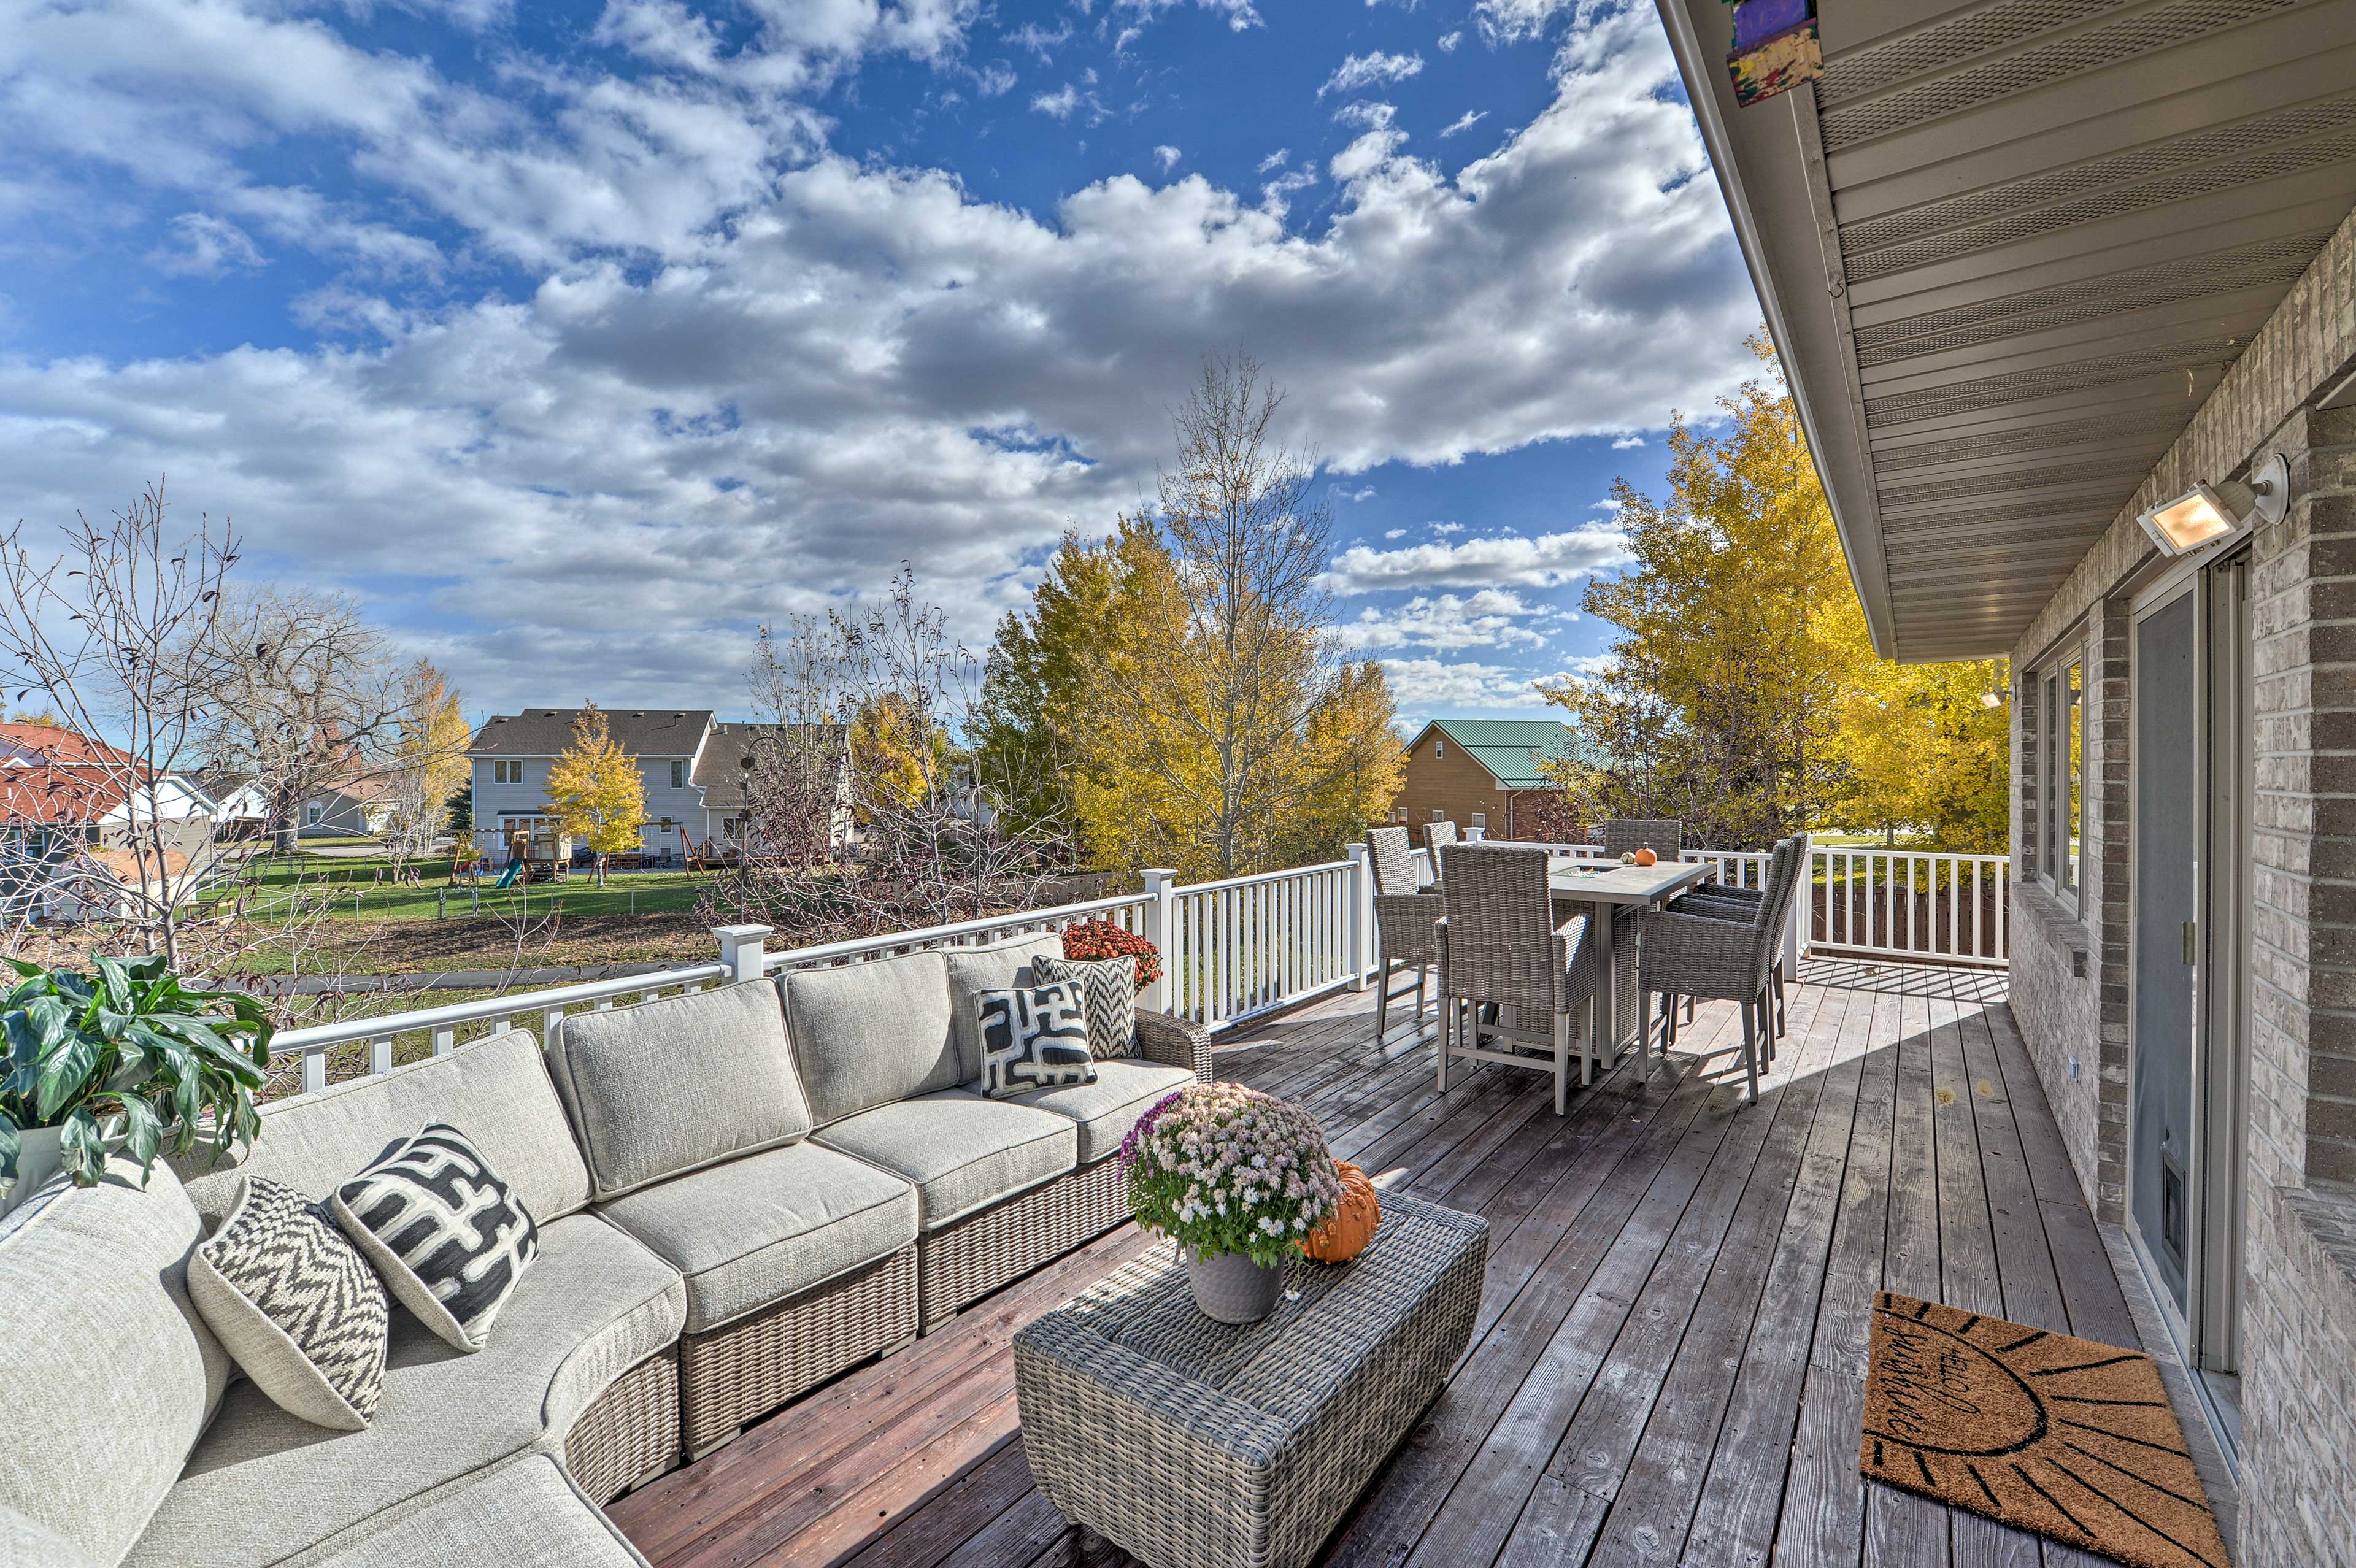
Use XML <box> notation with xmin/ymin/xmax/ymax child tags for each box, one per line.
<box><xmin>1</xmin><ymin>1126</ymin><xmax>65</xmax><ymax>1214</ymax></box>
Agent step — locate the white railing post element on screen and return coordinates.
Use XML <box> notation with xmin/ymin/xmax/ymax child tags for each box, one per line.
<box><xmin>1786</xmin><ymin>832</ymin><xmax>1811</xmax><ymax>974</ymax></box>
<box><xmin>713</xmin><ymin>923</ymin><xmax>772</xmax><ymax>983</ymax></box>
<box><xmin>1141</xmin><ymin>868</ymin><xmax>1177</xmax><ymax>1013</ymax></box>
<box><xmin>1465</xmin><ymin>825</ymin><xmax>1485</xmax><ymax>842</ymax></box>
<box><xmin>1345</xmin><ymin>841</ymin><xmax>1373</xmax><ymax>991</ymax></box>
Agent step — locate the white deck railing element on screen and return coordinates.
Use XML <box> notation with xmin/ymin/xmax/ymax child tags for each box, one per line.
<box><xmin>267</xmin><ymin>832</ymin><xmax>2006</xmax><ymax>1095</ymax></box>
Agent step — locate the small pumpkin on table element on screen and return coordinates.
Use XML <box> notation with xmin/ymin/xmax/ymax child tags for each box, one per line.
<box><xmin>1303</xmin><ymin>1160</ymin><xmax>1381</xmax><ymax>1264</ymax></box>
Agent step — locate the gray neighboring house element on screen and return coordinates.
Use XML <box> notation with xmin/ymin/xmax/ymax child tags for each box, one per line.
<box><xmin>466</xmin><ymin>709</ymin><xmax>850</xmax><ymax>861</ymax></box>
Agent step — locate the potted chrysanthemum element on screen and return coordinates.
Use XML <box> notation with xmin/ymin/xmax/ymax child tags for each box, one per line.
<box><xmin>1119</xmin><ymin>1082</ymin><xmax>1344</xmax><ymax>1323</ymax></box>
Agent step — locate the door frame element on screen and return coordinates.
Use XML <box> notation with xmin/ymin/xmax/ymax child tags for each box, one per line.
<box><xmin>2122</xmin><ymin>547</ymin><xmax>2252</xmax><ymax>1457</ymax></box>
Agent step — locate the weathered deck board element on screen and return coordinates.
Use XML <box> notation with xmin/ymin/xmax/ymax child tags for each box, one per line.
<box><xmin>613</xmin><ymin>965</ymin><xmax>2198</xmax><ymax>1567</ymax></box>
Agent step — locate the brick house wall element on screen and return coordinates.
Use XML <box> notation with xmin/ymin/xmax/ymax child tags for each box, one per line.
<box><xmin>2003</xmin><ymin>199</ymin><xmax>2356</xmax><ymax>1562</ymax></box>
<box><xmin>1390</xmin><ymin>734</ymin><xmax>1525</xmax><ymax>842</ymax></box>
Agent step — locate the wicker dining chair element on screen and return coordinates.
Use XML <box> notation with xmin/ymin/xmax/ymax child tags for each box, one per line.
<box><xmin>1630</xmin><ymin>840</ymin><xmax>1796</xmax><ymax>1104</ymax></box>
<box><xmin>1367</xmin><ymin>827</ymin><xmax>1443</xmax><ymax>1039</ymax></box>
<box><xmin>1674</xmin><ymin>836</ymin><xmax>1803</xmax><ymax>1041</ymax></box>
<box><xmin>1433</xmin><ymin>843</ymin><xmax>1603</xmax><ymax>1115</ymax></box>
<box><xmin>1423</xmin><ymin>820</ymin><xmax>1460</xmax><ymax>894</ymax></box>
<box><xmin>1599</xmin><ymin>818</ymin><xmax>1685</xmax><ymax>861</ymax></box>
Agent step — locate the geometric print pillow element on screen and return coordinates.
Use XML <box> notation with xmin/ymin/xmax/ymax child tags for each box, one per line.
<box><xmin>331</xmin><ymin>1124</ymin><xmax>539</xmax><ymax>1353</ymax></box>
<box><xmin>187</xmin><ymin>1175</ymin><xmax>390</xmax><ymax>1431</ymax></box>
<box><xmin>1033</xmin><ymin>953</ymin><xmax>1137</xmax><ymax>1060</ymax></box>
<box><xmin>976</xmin><ymin>982</ymin><xmax>1098</xmax><ymax>1098</ymax></box>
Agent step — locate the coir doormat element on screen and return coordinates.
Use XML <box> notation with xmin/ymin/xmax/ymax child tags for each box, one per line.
<box><xmin>1860</xmin><ymin>1291</ymin><xmax>2230</xmax><ymax>1568</ymax></box>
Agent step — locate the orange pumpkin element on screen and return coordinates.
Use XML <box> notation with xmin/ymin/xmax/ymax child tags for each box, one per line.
<box><xmin>1633</xmin><ymin>847</ymin><xmax>1658</xmax><ymax>867</ymax></box>
<box><xmin>1304</xmin><ymin>1161</ymin><xmax>1381</xmax><ymax>1264</ymax></box>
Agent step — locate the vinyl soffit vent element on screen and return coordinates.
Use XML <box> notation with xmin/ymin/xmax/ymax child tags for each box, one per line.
<box><xmin>1816</xmin><ymin>0</ymin><xmax>2135</xmax><ymax>107</ymax></box>
<box><xmin>1819</xmin><ymin>0</ymin><xmax>2305</xmax><ymax>152</ymax></box>
<box><xmin>1866</xmin><ymin>411</ymin><xmax>2190</xmax><ymax>471</ymax></box>
<box><xmin>1841</xmin><ymin>129</ymin><xmax>2356</xmax><ymax>283</ymax></box>
<box><xmin>1838</xmin><ymin>95</ymin><xmax>2356</xmax><ymax>256</ymax></box>
<box><xmin>1862</xmin><ymin>337</ymin><xmax>2244</xmax><ymax>427</ymax></box>
<box><xmin>1875</xmin><ymin>461</ymin><xmax>2154</xmax><ymax>509</ymax></box>
<box><xmin>1851</xmin><ymin>235</ymin><xmax>2332</xmax><ymax>358</ymax></box>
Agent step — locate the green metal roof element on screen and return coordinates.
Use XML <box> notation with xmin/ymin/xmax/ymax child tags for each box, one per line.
<box><xmin>1415</xmin><ymin>720</ymin><xmax>1590</xmax><ymax>790</ymax></box>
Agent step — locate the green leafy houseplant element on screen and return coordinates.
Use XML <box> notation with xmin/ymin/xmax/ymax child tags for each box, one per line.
<box><xmin>0</xmin><ymin>955</ymin><xmax>275</xmax><ymax>1191</ymax></box>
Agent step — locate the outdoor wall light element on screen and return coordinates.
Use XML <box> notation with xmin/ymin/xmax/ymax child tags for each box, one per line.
<box><xmin>2136</xmin><ymin>452</ymin><xmax>2290</xmax><ymax>557</ymax></box>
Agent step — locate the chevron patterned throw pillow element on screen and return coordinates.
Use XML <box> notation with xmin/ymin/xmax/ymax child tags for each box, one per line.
<box><xmin>189</xmin><ymin>1176</ymin><xmax>390</xmax><ymax>1431</ymax></box>
<box><xmin>333</xmin><ymin>1124</ymin><xmax>540</xmax><ymax>1353</ymax></box>
<box><xmin>1034</xmin><ymin>953</ymin><xmax>1137</xmax><ymax>1060</ymax></box>
<box><xmin>977</xmin><ymin>981</ymin><xmax>1098</xmax><ymax>1097</ymax></box>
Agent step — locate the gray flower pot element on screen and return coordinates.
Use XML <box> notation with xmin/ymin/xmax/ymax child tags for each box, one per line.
<box><xmin>1185</xmin><ymin>1247</ymin><xmax>1284</xmax><ymax>1324</ymax></box>
<box><xmin>0</xmin><ymin>1126</ymin><xmax>64</xmax><ymax>1215</ymax></box>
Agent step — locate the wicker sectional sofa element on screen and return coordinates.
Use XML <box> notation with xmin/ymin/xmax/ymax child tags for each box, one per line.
<box><xmin>0</xmin><ymin>933</ymin><xmax>1209</xmax><ymax>1568</ymax></box>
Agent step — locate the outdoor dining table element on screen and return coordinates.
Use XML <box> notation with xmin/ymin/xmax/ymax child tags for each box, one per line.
<box><xmin>1547</xmin><ymin>858</ymin><xmax>1711</xmax><ymax>1059</ymax></box>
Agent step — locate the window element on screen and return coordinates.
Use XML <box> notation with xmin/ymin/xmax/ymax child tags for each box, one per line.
<box><xmin>669</xmin><ymin>760</ymin><xmax>685</xmax><ymax>789</ymax></box>
<box><xmin>1471</xmin><ymin>812</ymin><xmax>1487</xmax><ymax>832</ymax></box>
<box><xmin>1431</xmin><ymin>809</ymin><xmax>1446</xmax><ymax>823</ymax></box>
<box><xmin>491</xmin><ymin>759</ymin><xmax>522</xmax><ymax>785</ymax></box>
<box><xmin>1434</xmin><ymin>738</ymin><xmax>1444</xmax><ymax>758</ymax></box>
<box><xmin>1393</xmin><ymin>807</ymin><xmax>1407</xmax><ymax>823</ymax></box>
<box><xmin>2036</xmin><ymin>649</ymin><xmax>2085</xmax><ymax>902</ymax></box>
<box><xmin>304</xmin><ymin>802</ymin><xmax>323</xmax><ymax>826</ymax></box>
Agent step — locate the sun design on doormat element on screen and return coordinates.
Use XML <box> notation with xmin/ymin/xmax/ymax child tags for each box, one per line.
<box><xmin>1860</xmin><ymin>1291</ymin><xmax>2231</xmax><ymax>1568</ymax></box>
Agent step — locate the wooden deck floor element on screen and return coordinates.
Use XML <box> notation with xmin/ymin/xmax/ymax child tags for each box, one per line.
<box><xmin>609</xmin><ymin>965</ymin><xmax>2188</xmax><ymax>1567</ymax></box>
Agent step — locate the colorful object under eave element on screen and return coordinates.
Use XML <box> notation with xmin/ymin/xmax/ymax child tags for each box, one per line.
<box><xmin>1728</xmin><ymin>7</ymin><xmax>1822</xmax><ymax>106</ymax></box>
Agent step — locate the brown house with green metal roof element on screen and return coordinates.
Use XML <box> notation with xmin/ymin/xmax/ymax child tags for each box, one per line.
<box><xmin>1388</xmin><ymin>718</ymin><xmax>1587</xmax><ymax>845</ymax></box>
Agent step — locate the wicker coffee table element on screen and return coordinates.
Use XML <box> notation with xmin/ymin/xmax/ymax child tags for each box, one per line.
<box><xmin>1013</xmin><ymin>1190</ymin><xmax>1487</xmax><ymax>1568</ymax></box>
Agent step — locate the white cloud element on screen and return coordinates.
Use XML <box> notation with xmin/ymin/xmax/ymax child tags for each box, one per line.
<box><xmin>1611</xmin><ymin>433</ymin><xmax>1644</xmax><ymax>448</ymax></box>
<box><xmin>1332</xmin><ymin>483</ymin><xmax>1377</xmax><ymax>502</ymax></box>
<box><xmin>1257</xmin><ymin>147</ymin><xmax>1290</xmax><ymax>173</ymax></box>
<box><xmin>974</xmin><ymin>61</ymin><xmax>1017</xmax><ymax>96</ymax></box>
<box><xmin>1320</xmin><ymin>51</ymin><xmax>1423</xmax><ymax>97</ymax></box>
<box><xmin>1031</xmin><ymin>83</ymin><xmax>1081</xmax><ymax>118</ymax></box>
<box><xmin>147</xmin><ymin>212</ymin><xmax>266</xmax><ymax>278</ymax></box>
<box><xmin>1380</xmin><ymin>657</ymin><xmax>1550</xmax><ymax>711</ymax></box>
<box><xmin>1326</xmin><ymin>526</ymin><xmax>1630</xmax><ymax>593</ymax></box>
<box><xmin>1333</xmin><ymin>101</ymin><xmax>1397</xmax><ymax>133</ymax></box>
<box><xmin>1430</xmin><ymin>521</ymin><xmax>1463</xmax><ymax>535</ymax></box>
<box><xmin>1153</xmin><ymin>144</ymin><xmax>1182</xmax><ymax>172</ymax></box>
<box><xmin>1438</xmin><ymin>29</ymin><xmax>1463</xmax><ymax>51</ymax></box>
<box><xmin>1385</xmin><ymin>527</ymin><xmax>1407</xmax><ymax>539</ymax></box>
<box><xmin>1341</xmin><ymin>590</ymin><xmax>1550</xmax><ymax>651</ymax></box>
<box><xmin>1474</xmin><ymin>0</ymin><xmax>1577</xmax><ymax>44</ymax></box>
<box><xmin>0</xmin><ymin>0</ymin><xmax>1747</xmax><ymax>712</ymax></box>
<box><xmin>1439</xmin><ymin>109</ymin><xmax>1488</xmax><ymax>138</ymax></box>
<box><xmin>1007</xmin><ymin>20</ymin><xmax>1071</xmax><ymax>60</ymax></box>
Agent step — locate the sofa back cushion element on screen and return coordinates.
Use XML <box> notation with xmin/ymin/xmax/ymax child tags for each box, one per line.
<box><xmin>779</xmin><ymin>950</ymin><xmax>957</xmax><ymax>1126</ymax></box>
<box><xmin>0</xmin><ymin>1157</ymin><xmax>233</xmax><ymax>1566</ymax></box>
<box><xmin>943</xmin><ymin>936</ymin><xmax>1067</xmax><ymax>1085</ymax></box>
<box><xmin>547</xmin><ymin>982</ymin><xmax>812</xmax><ymax>1200</ymax></box>
<box><xmin>174</xmin><ymin>1029</ymin><xmax>590</xmax><ymax>1228</ymax></box>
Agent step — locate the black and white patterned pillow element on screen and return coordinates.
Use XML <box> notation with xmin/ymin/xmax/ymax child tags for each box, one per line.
<box><xmin>1034</xmin><ymin>954</ymin><xmax>1138</xmax><ymax>1060</ymax></box>
<box><xmin>977</xmin><ymin>982</ymin><xmax>1098</xmax><ymax>1097</ymax></box>
<box><xmin>331</xmin><ymin>1124</ymin><xmax>539</xmax><ymax>1353</ymax></box>
<box><xmin>188</xmin><ymin>1176</ymin><xmax>390</xmax><ymax>1431</ymax></box>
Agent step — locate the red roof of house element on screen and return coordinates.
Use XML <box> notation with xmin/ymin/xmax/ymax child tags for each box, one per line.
<box><xmin>0</xmin><ymin>766</ymin><xmax>133</xmax><ymax>825</ymax></box>
<box><xmin>0</xmin><ymin>723</ymin><xmax>134</xmax><ymax>767</ymax></box>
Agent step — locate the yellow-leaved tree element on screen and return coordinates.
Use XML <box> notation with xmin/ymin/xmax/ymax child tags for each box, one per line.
<box><xmin>1841</xmin><ymin>658</ymin><xmax>2011</xmax><ymax>850</ymax></box>
<box><xmin>387</xmin><ymin>659</ymin><xmax>470</xmax><ymax>861</ymax></box>
<box><xmin>1058</xmin><ymin>358</ymin><xmax>1402</xmax><ymax>879</ymax></box>
<box><xmin>545</xmin><ymin>704</ymin><xmax>646</xmax><ymax>886</ymax></box>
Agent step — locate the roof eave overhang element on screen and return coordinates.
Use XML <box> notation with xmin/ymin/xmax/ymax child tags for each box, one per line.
<box><xmin>1653</xmin><ymin>0</ymin><xmax>1900</xmax><ymax>660</ymax></box>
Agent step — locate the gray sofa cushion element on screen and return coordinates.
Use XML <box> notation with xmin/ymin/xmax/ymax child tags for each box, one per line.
<box><xmin>0</xmin><ymin>1507</ymin><xmax>104</xmax><ymax>1568</ymax></box>
<box><xmin>547</xmin><ymin>983</ymin><xmax>812</xmax><ymax>1200</ymax></box>
<box><xmin>0</xmin><ymin>1158</ymin><xmax>231</xmax><ymax>1567</ymax></box>
<box><xmin>128</xmin><ymin>1212</ymin><xmax>684</xmax><ymax>1568</ymax></box>
<box><xmin>780</xmin><ymin>951</ymin><xmax>960</xmax><ymax>1126</ymax></box>
<box><xmin>303</xmin><ymin>1456</ymin><xmax>648</xmax><ymax>1568</ymax></box>
<box><xmin>942</xmin><ymin>934</ymin><xmax>1066</xmax><ymax>1082</ymax></box>
<box><xmin>174</xmin><ymin>1029</ymin><xmax>591</xmax><ymax>1227</ymax></box>
<box><xmin>1006</xmin><ymin>1059</ymin><xmax>1196</xmax><ymax>1164</ymax></box>
<box><xmin>814</xmin><ymin>1092</ymin><xmax>1077</xmax><ymax>1231</ymax></box>
<box><xmin>598</xmin><ymin>1142</ymin><xmax>918</xmax><ymax>1332</ymax></box>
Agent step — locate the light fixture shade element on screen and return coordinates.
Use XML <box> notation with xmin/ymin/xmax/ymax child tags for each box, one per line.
<box><xmin>2138</xmin><ymin>485</ymin><xmax>2239</xmax><ymax>556</ymax></box>
<box><xmin>2136</xmin><ymin>453</ymin><xmax>2290</xmax><ymax>558</ymax></box>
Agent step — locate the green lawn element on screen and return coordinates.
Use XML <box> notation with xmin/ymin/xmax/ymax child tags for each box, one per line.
<box><xmin>221</xmin><ymin>850</ymin><xmax>715</xmax><ymax>923</ymax></box>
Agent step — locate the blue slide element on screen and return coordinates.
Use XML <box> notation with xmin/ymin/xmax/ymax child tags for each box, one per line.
<box><xmin>494</xmin><ymin>860</ymin><xmax>524</xmax><ymax>889</ymax></box>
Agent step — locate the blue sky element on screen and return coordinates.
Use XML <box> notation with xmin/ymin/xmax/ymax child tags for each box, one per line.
<box><xmin>0</xmin><ymin>0</ymin><xmax>1758</xmax><ymax>729</ymax></box>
